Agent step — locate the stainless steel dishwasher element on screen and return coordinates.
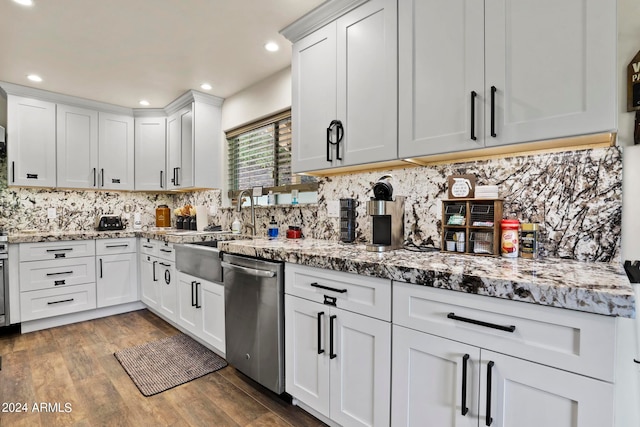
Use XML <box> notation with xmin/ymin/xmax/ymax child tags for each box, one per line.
<box><xmin>221</xmin><ymin>253</ymin><xmax>284</xmax><ymax>394</ymax></box>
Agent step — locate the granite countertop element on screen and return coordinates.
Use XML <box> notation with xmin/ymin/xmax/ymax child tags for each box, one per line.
<box><xmin>7</xmin><ymin>230</ymin><xmax>635</xmax><ymax>318</ymax></box>
<box><xmin>217</xmin><ymin>238</ymin><xmax>636</xmax><ymax>318</ymax></box>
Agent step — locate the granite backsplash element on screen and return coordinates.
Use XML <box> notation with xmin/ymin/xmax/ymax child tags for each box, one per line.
<box><xmin>0</xmin><ymin>146</ymin><xmax>623</xmax><ymax>262</ymax></box>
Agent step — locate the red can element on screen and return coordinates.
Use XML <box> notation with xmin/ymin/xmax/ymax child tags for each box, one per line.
<box><xmin>500</xmin><ymin>219</ymin><xmax>520</xmax><ymax>258</ymax></box>
<box><xmin>286</xmin><ymin>226</ymin><xmax>302</xmax><ymax>239</ymax></box>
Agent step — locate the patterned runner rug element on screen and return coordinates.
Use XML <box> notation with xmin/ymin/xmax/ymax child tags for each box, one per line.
<box><xmin>114</xmin><ymin>333</ymin><xmax>227</xmax><ymax>396</ymax></box>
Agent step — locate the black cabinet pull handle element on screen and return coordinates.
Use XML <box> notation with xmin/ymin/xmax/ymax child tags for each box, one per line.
<box><xmin>160</xmin><ymin>170</ymin><xmax>164</xmax><ymax>189</ymax></box>
<box><xmin>47</xmin><ymin>298</ymin><xmax>74</xmax><ymax>305</ymax></box>
<box><xmin>634</xmin><ymin>359</ymin><xmax>640</xmax><ymax>364</ymax></box>
<box><xmin>470</xmin><ymin>91</ymin><xmax>477</xmax><ymax>141</ymax></box>
<box><xmin>99</xmin><ymin>258</ymin><xmax>103</xmax><ymax>278</ymax></box>
<box><xmin>142</xmin><ymin>244</ymin><xmax>153</xmax><ymax>249</ymax></box>
<box><xmin>158</xmin><ymin>262</ymin><xmax>171</xmax><ymax>267</ymax></box>
<box><xmin>329</xmin><ymin>315</ymin><xmax>337</xmax><ymax>359</ymax></box>
<box><xmin>191</xmin><ymin>281</ymin><xmax>196</xmax><ymax>307</ymax></box>
<box><xmin>159</xmin><ymin>248</ymin><xmax>172</xmax><ymax>253</ymax></box>
<box><xmin>317</xmin><ymin>311</ymin><xmax>325</xmax><ymax>355</ymax></box>
<box><xmin>335</xmin><ymin>121</ymin><xmax>343</xmax><ymax>160</ymax></box>
<box><xmin>101</xmin><ymin>168</ymin><xmax>105</xmax><ymax>187</ymax></box>
<box><xmin>486</xmin><ymin>361</ymin><xmax>495</xmax><ymax>426</ymax></box>
<box><xmin>164</xmin><ymin>269</ymin><xmax>171</xmax><ymax>284</ymax></box>
<box><xmin>46</xmin><ymin>271</ymin><xmax>73</xmax><ymax>276</ymax></box>
<box><xmin>490</xmin><ymin>86</ymin><xmax>497</xmax><ymax>137</ymax></box>
<box><xmin>310</xmin><ymin>282</ymin><xmax>347</xmax><ymax>294</ymax></box>
<box><xmin>54</xmin><ymin>280</ymin><xmax>66</xmax><ymax>286</ymax></box>
<box><xmin>195</xmin><ymin>282</ymin><xmax>201</xmax><ymax>308</ymax></box>
<box><xmin>461</xmin><ymin>354</ymin><xmax>470</xmax><ymax>416</ymax></box>
<box><xmin>176</xmin><ymin>167</ymin><xmax>180</xmax><ymax>186</ymax></box>
<box><xmin>152</xmin><ymin>260</ymin><xmax>158</xmax><ymax>281</ymax></box>
<box><xmin>327</xmin><ymin>120</ymin><xmax>344</xmax><ymax>162</ymax></box>
<box><xmin>11</xmin><ymin>161</ymin><xmax>15</xmax><ymax>183</ymax></box>
<box><xmin>447</xmin><ymin>312</ymin><xmax>516</xmax><ymax>333</ymax></box>
<box><xmin>93</xmin><ymin>167</ymin><xmax>96</xmax><ymax>187</ymax></box>
<box><xmin>46</xmin><ymin>248</ymin><xmax>73</xmax><ymax>252</ymax></box>
<box><xmin>105</xmin><ymin>244</ymin><xmax>129</xmax><ymax>248</ymax></box>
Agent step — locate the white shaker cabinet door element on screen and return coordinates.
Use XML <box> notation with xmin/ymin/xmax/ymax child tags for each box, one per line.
<box><xmin>157</xmin><ymin>260</ymin><xmax>177</xmax><ymax>322</ymax></box>
<box><xmin>166</xmin><ymin>105</ymin><xmax>193</xmax><ymax>190</ymax></box>
<box><xmin>199</xmin><ymin>279</ymin><xmax>225</xmax><ymax>355</ymax></box>
<box><xmin>56</xmin><ymin>104</ymin><xmax>99</xmax><ymax>189</ymax></box>
<box><xmin>329</xmin><ymin>307</ymin><xmax>391</xmax><ymax>427</ymax></box>
<box><xmin>391</xmin><ymin>325</ymin><xmax>479</xmax><ymax>427</ymax></box>
<box><xmin>139</xmin><ymin>254</ymin><xmax>159</xmax><ymax>309</ymax></box>
<box><xmin>96</xmin><ymin>252</ymin><xmax>138</xmax><ymax>308</ymax></box>
<box><xmin>98</xmin><ymin>112</ymin><xmax>134</xmax><ymax>190</ymax></box>
<box><xmin>291</xmin><ymin>22</ymin><xmax>337</xmax><ymax>173</ymax></box>
<box><xmin>7</xmin><ymin>96</ymin><xmax>57</xmax><ymax>187</ymax></box>
<box><xmin>335</xmin><ymin>0</ymin><xmax>397</xmax><ymax>166</ymax></box>
<box><xmin>134</xmin><ymin>116</ymin><xmax>166</xmax><ymax>191</ymax></box>
<box><xmin>480</xmin><ymin>350</ymin><xmax>614</xmax><ymax>427</ymax></box>
<box><xmin>484</xmin><ymin>0</ymin><xmax>616</xmax><ymax>147</ymax></box>
<box><xmin>398</xmin><ymin>0</ymin><xmax>485</xmax><ymax>157</ymax></box>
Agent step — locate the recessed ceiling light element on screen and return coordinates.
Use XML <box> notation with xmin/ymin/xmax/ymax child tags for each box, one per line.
<box><xmin>27</xmin><ymin>74</ymin><xmax>42</xmax><ymax>82</ymax></box>
<box><xmin>264</xmin><ymin>42</ymin><xmax>279</xmax><ymax>52</ymax></box>
<box><xmin>13</xmin><ymin>0</ymin><xmax>34</xmax><ymax>6</ymax></box>
<box><xmin>139</xmin><ymin>100</ymin><xmax>150</xmax><ymax>106</ymax></box>
<box><xmin>200</xmin><ymin>83</ymin><xmax>212</xmax><ymax>91</ymax></box>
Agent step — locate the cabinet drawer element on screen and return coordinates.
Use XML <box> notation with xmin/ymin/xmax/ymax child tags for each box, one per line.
<box><xmin>157</xmin><ymin>242</ymin><xmax>175</xmax><ymax>261</ymax></box>
<box><xmin>393</xmin><ymin>282</ymin><xmax>616</xmax><ymax>382</ymax></box>
<box><xmin>19</xmin><ymin>240</ymin><xmax>95</xmax><ymax>261</ymax></box>
<box><xmin>96</xmin><ymin>238</ymin><xmax>137</xmax><ymax>255</ymax></box>
<box><xmin>285</xmin><ymin>263</ymin><xmax>391</xmax><ymax>321</ymax></box>
<box><xmin>139</xmin><ymin>239</ymin><xmax>159</xmax><ymax>256</ymax></box>
<box><xmin>20</xmin><ymin>283</ymin><xmax>97</xmax><ymax>322</ymax></box>
<box><xmin>20</xmin><ymin>256</ymin><xmax>96</xmax><ymax>292</ymax></box>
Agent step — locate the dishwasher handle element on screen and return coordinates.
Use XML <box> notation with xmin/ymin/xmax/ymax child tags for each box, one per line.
<box><xmin>221</xmin><ymin>261</ymin><xmax>276</xmax><ymax>278</ymax></box>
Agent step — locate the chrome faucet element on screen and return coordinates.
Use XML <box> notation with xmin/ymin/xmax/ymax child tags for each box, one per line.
<box><xmin>236</xmin><ymin>189</ymin><xmax>256</xmax><ymax>236</ymax></box>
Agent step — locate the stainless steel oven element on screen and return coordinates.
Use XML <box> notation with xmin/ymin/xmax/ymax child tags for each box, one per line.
<box><xmin>0</xmin><ymin>234</ymin><xmax>9</xmax><ymax>327</ymax></box>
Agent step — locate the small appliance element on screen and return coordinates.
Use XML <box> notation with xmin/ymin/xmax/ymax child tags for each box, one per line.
<box><xmin>96</xmin><ymin>215</ymin><xmax>125</xmax><ymax>231</ymax></box>
<box><xmin>366</xmin><ymin>176</ymin><xmax>405</xmax><ymax>252</ymax></box>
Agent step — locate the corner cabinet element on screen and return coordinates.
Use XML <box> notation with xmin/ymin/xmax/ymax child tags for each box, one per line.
<box><xmin>7</xmin><ymin>95</ymin><xmax>57</xmax><ymax>187</ymax></box>
<box><xmin>290</xmin><ymin>0</ymin><xmax>397</xmax><ymax>172</ymax></box>
<box><xmin>398</xmin><ymin>0</ymin><xmax>617</xmax><ymax>158</ymax></box>
<box><xmin>165</xmin><ymin>92</ymin><xmax>223</xmax><ymax>190</ymax></box>
<box><xmin>134</xmin><ymin>116</ymin><xmax>167</xmax><ymax>191</ymax></box>
<box><xmin>391</xmin><ymin>282</ymin><xmax>615</xmax><ymax>427</ymax></box>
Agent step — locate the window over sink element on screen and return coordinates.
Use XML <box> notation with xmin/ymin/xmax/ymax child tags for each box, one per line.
<box><xmin>226</xmin><ymin>109</ymin><xmax>317</xmax><ymax>205</ymax></box>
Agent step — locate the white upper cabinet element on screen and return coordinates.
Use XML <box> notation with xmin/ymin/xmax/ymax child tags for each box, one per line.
<box><xmin>98</xmin><ymin>112</ymin><xmax>134</xmax><ymax>190</ymax></box>
<box><xmin>56</xmin><ymin>104</ymin><xmax>99</xmax><ymax>189</ymax></box>
<box><xmin>290</xmin><ymin>0</ymin><xmax>397</xmax><ymax>173</ymax></box>
<box><xmin>165</xmin><ymin>93</ymin><xmax>222</xmax><ymax>190</ymax></box>
<box><xmin>484</xmin><ymin>0</ymin><xmax>616</xmax><ymax>147</ymax></box>
<box><xmin>134</xmin><ymin>116</ymin><xmax>167</xmax><ymax>191</ymax></box>
<box><xmin>398</xmin><ymin>0</ymin><xmax>617</xmax><ymax>158</ymax></box>
<box><xmin>7</xmin><ymin>95</ymin><xmax>57</xmax><ymax>187</ymax></box>
<box><xmin>398</xmin><ymin>0</ymin><xmax>484</xmax><ymax>157</ymax></box>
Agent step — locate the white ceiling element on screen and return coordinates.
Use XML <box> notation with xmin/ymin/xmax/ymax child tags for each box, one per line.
<box><xmin>0</xmin><ymin>0</ymin><xmax>325</xmax><ymax>108</ymax></box>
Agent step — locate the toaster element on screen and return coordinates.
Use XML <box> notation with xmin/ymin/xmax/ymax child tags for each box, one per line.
<box><xmin>96</xmin><ymin>215</ymin><xmax>125</xmax><ymax>231</ymax></box>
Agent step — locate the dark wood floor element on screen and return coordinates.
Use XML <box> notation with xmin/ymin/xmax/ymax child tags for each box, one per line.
<box><xmin>0</xmin><ymin>309</ymin><xmax>326</xmax><ymax>427</ymax></box>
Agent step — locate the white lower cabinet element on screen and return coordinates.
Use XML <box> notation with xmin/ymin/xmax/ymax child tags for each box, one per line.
<box><xmin>140</xmin><ymin>254</ymin><xmax>159</xmax><ymax>308</ymax></box>
<box><xmin>96</xmin><ymin>238</ymin><xmax>138</xmax><ymax>307</ymax></box>
<box><xmin>391</xmin><ymin>282</ymin><xmax>615</xmax><ymax>427</ymax></box>
<box><xmin>139</xmin><ymin>238</ymin><xmax>176</xmax><ymax>322</ymax></box>
<box><xmin>176</xmin><ymin>271</ymin><xmax>225</xmax><ymax>355</ymax></box>
<box><xmin>157</xmin><ymin>259</ymin><xmax>177</xmax><ymax>322</ymax></box>
<box><xmin>284</xmin><ymin>264</ymin><xmax>391</xmax><ymax>427</ymax></box>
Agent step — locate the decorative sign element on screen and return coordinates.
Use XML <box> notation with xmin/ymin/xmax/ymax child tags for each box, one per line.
<box><xmin>626</xmin><ymin>51</ymin><xmax>640</xmax><ymax>145</ymax></box>
<box><xmin>627</xmin><ymin>50</ymin><xmax>640</xmax><ymax>112</ymax></box>
<box><xmin>447</xmin><ymin>174</ymin><xmax>476</xmax><ymax>199</ymax></box>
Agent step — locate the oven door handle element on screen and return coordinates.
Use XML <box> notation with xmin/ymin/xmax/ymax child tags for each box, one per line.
<box><xmin>221</xmin><ymin>261</ymin><xmax>275</xmax><ymax>278</ymax></box>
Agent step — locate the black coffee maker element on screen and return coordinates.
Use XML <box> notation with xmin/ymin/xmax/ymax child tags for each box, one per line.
<box><xmin>366</xmin><ymin>175</ymin><xmax>405</xmax><ymax>252</ymax></box>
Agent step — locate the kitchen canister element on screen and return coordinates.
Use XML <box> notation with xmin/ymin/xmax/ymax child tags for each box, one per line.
<box><xmin>501</xmin><ymin>218</ymin><xmax>520</xmax><ymax>258</ymax></box>
<box><xmin>155</xmin><ymin>205</ymin><xmax>170</xmax><ymax>227</ymax></box>
<box><xmin>520</xmin><ymin>223</ymin><xmax>540</xmax><ymax>259</ymax></box>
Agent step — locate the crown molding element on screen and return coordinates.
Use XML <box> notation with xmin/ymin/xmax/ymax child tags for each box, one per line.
<box><xmin>0</xmin><ymin>81</ymin><xmax>134</xmax><ymax>115</ymax></box>
<box><xmin>280</xmin><ymin>0</ymin><xmax>369</xmax><ymax>43</ymax></box>
<box><xmin>164</xmin><ymin>90</ymin><xmax>224</xmax><ymax>115</ymax></box>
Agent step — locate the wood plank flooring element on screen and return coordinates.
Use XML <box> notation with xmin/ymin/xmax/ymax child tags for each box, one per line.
<box><xmin>0</xmin><ymin>309</ymin><xmax>326</xmax><ymax>427</ymax></box>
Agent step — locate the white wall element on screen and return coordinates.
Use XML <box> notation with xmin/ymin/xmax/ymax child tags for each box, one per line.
<box><xmin>620</xmin><ymin>0</ymin><xmax>640</xmax><ymax>260</ymax></box>
<box><xmin>221</xmin><ymin>67</ymin><xmax>292</xmax><ymax>131</ymax></box>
